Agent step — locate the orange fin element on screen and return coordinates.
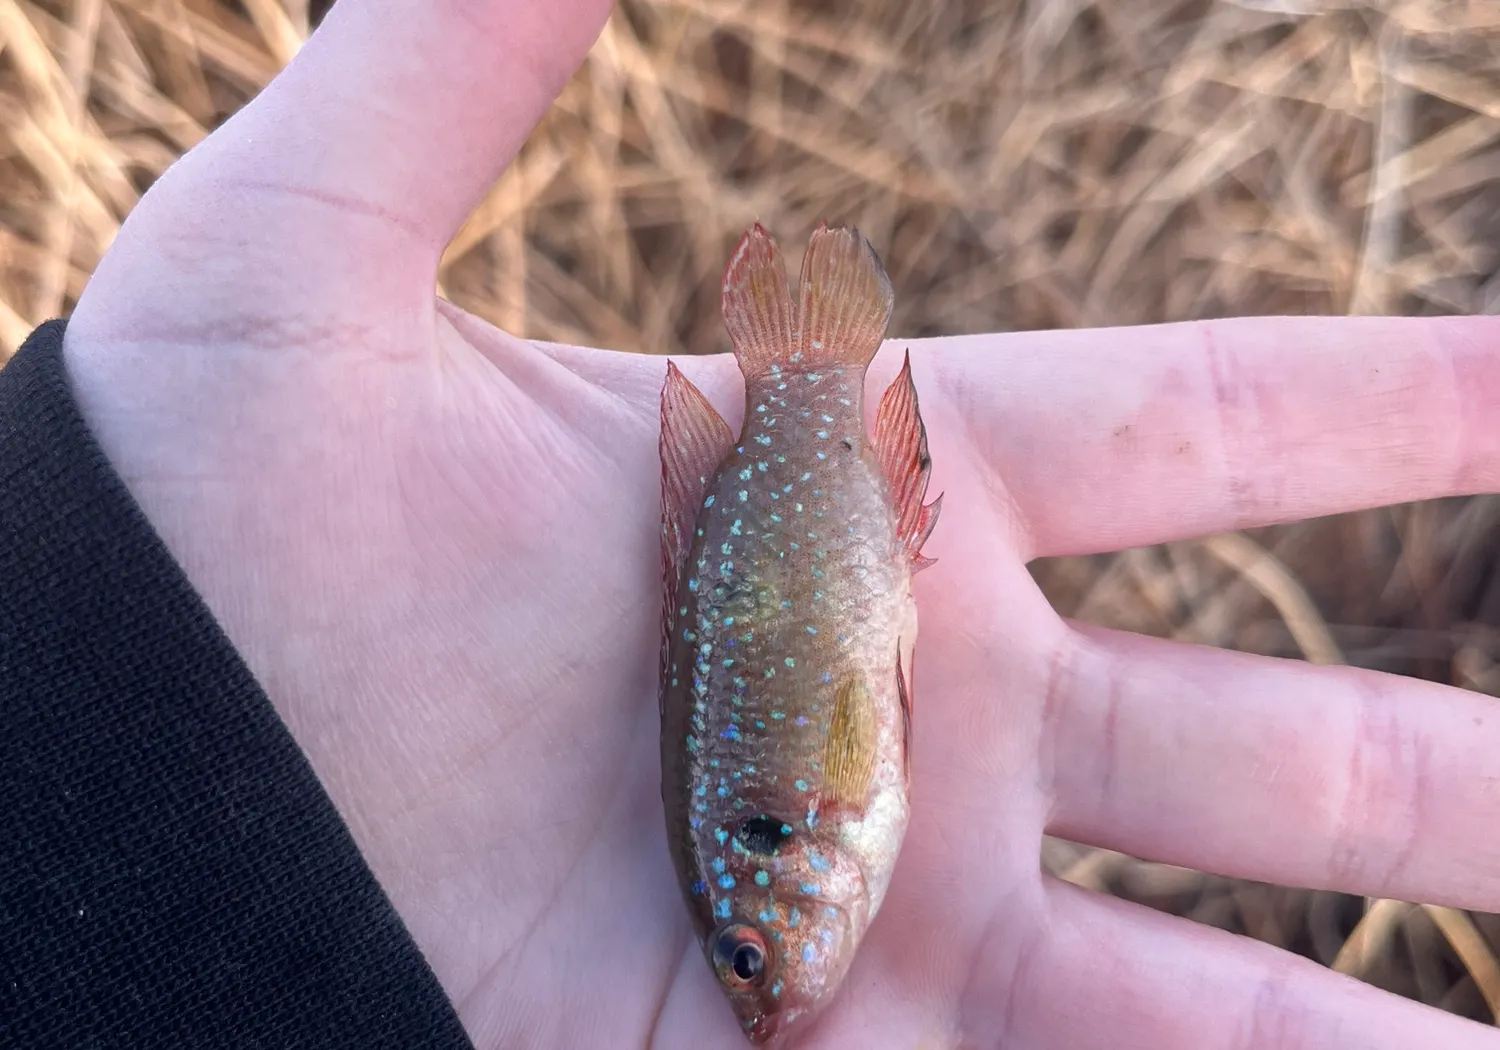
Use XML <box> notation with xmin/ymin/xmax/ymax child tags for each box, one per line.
<box><xmin>895</xmin><ymin>644</ymin><xmax>912</xmax><ymax>785</ymax></box>
<box><xmin>722</xmin><ymin>223</ymin><xmax>795</xmax><ymax>380</ymax></box>
<box><xmin>722</xmin><ymin>222</ymin><xmax>893</xmax><ymax>380</ymax></box>
<box><xmin>659</xmin><ymin>362</ymin><xmax>734</xmax><ymax>707</ymax></box>
<box><xmin>875</xmin><ymin>350</ymin><xmax>941</xmax><ymax>571</ymax></box>
<box><xmin>820</xmin><ymin>674</ymin><xmax>877</xmax><ymax>816</ymax></box>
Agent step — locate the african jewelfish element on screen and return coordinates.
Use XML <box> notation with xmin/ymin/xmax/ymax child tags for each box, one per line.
<box><xmin>658</xmin><ymin>223</ymin><xmax>940</xmax><ymax>1044</ymax></box>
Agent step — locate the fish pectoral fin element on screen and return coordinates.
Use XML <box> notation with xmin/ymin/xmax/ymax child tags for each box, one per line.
<box><xmin>895</xmin><ymin>643</ymin><xmax>912</xmax><ymax>786</ymax></box>
<box><xmin>820</xmin><ymin>673</ymin><xmax>878</xmax><ymax>816</ymax></box>
<box><xmin>875</xmin><ymin>350</ymin><xmax>941</xmax><ymax>571</ymax></box>
<box><xmin>659</xmin><ymin>361</ymin><xmax>735</xmax><ymax>710</ymax></box>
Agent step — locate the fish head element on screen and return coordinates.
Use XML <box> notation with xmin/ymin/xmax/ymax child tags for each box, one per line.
<box><xmin>699</xmin><ymin>830</ymin><xmax>869</xmax><ymax>1044</ymax></box>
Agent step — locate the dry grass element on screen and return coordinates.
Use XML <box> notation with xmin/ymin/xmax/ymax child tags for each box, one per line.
<box><xmin>4</xmin><ymin>0</ymin><xmax>1500</xmax><ymax>1027</ymax></box>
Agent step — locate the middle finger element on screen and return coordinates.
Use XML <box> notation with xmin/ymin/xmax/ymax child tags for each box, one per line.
<box><xmin>1042</xmin><ymin>624</ymin><xmax>1500</xmax><ymax>911</ymax></box>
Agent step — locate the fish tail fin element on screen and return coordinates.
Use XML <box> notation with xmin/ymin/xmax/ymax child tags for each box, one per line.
<box><xmin>722</xmin><ymin>222</ymin><xmax>894</xmax><ymax>380</ymax></box>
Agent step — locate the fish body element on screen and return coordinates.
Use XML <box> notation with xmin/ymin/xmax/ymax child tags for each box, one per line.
<box><xmin>658</xmin><ymin>224</ymin><xmax>939</xmax><ymax>1044</ymax></box>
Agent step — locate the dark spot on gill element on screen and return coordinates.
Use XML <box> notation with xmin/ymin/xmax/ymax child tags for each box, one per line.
<box><xmin>918</xmin><ymin>452</ymin><xmax>932</xmax><ymax>471</ymax></box>
<box><xmin>737</xmin><ymin>815</ymin><xmax>793</xmax><ymax>855</ymax></box>
<box><xmin>840</xmin><ymin>438</ymin><xmax>854</xmax><ymax>451</ymax></box>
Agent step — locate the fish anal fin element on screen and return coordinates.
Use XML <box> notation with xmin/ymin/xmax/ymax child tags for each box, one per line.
<box><xmin>797</xmin><ymin>223</ymin><xmax>893</xmax><ymax>370</ymax></box>
<box><xmin>722</xmin><ymin>223</ymin><xmax>795</xmax><ymax>381</ymax></box>
<box><xmin>875</xmin><ymin>350</ymin><xmax>941</xmax><ymax>569</ymax></box>
<box><xmin>659</xmin><ymin>361</ymin><xmax>735</xmax><ymax>709</ymax></box>
<box><xmin>820</xmin><ymin>674</ymin><xmax>878</xmax><ymax>817</ymax></box>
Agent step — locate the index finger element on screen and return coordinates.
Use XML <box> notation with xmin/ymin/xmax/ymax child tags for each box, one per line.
<box><xmin>906</xmin><ymin>315</ymin><xmax>1500</xmax><ymax>560</ymax></box>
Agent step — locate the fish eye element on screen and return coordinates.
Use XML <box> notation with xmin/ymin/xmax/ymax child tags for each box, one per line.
<box><xmin>711</xmin><ymin>923</ymin><xmax>770</xmax><ymax>987</ymax></box>
<box><xmin>737</xmin><ymin>814</ymin><xmax>793</xmax><ymax>855</ymax></box>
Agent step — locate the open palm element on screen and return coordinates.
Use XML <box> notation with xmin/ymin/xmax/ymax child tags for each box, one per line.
<box><xmin>57</xmin><ymin>1</ymin><xmax>1500</xmax><ymax>1047</ymax></box>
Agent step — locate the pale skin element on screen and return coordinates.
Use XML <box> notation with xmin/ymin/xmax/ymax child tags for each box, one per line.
<box><xmin>52</xmin><ymin>0</ymin><xmax>1500</xmax><ymax>1047</ymax></box>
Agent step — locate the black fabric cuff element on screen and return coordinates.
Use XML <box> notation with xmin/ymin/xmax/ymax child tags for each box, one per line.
<box><xmin>0</xmin><ymin>321</ymin><xmax>474</xmax><ymax>1049</ymax></box>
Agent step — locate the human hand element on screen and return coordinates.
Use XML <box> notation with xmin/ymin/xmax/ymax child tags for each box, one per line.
<box><xmin>58</xmin><ymin>1</ymin><xmax>1500</xmax><ymax>1046</ymax></box>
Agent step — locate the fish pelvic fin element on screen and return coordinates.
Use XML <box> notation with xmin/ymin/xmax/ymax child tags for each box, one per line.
<box><xmin>659</xmin><ymin>361</ymin><xmax>735</xmax><ymax>711</ymax></box>
<box><xmin>820</xmin><ymin>674</ymin><xmax>878</xmax><ymax>817</ymax></box>
<box><xmin>722</xmin><ymin>222</ymin><xmax>894</xmax><ymax>381</ymax></box>
<box><xmin>875</xmin><ymin>349</ymin><xmax>942</xmax><ymax>571</ymax></box>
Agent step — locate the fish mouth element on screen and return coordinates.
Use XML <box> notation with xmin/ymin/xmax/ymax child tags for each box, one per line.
<box><xmin>745</xmin><ymin>1007</ymin><xmax>803</xmax><ymax>1045</ymax></box>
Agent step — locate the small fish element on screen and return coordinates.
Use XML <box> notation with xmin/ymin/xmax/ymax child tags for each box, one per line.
<box><xmin>658</xmin><ymin>223</ymin><xmax>941</xmax><ymax>1044</ymax></box>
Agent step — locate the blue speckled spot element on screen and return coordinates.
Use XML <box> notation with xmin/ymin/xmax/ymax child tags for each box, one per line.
<box><xmin>696</xmin><ymin>784</ymin><xmax>707</xmax><ymax>796</ymax></box>
<box><xmin>821</xmin><ymin>929</ymin><xmax>834</xmax><ymax>945</ymax></box>
<box><xmin>754</xmin><ymin>871</ymin><xmax>770</xmax><ymax>887</ymax></box>
<box><xmin>721</xmin><ymin>725</ymin><xmax>741</xmax><ymax>741</ymax></box>
<box><xmin>717</xmin><ymin>785</ymin><xmax>730</xmax><ymax>797</ymax></box>
<box><xmin>757</xmin><ymin>462</ymin><xmax>768</xmax><ymax>472</ymax></box>
<box><xmin>716</xmin><ymin>898</ymin><xmax>732</xmax><ymax>920</ymax></box>
<box><xmin>719</xmin><ymin>873</ymin><xmax>736</xmax><ymax>889</ymax></box>
<box><xmin>715</xmin><ymin>827</ymin><xmax>729</xmax><ymax>845</ymax></box>
<box><xmin>795</xmin><ymin>715</ymin><xmax>808</xmax><ymax>726</ymax></box>
<box><xmin>806</xmin><ymin>807</ymin><xmax>820</xmax><ymax>830</ymax></box>
<box><xmin>692</xmin><ymin>880</ymin><xmax>707</xmax><ymax>895</ymax></box>
<box><xmin>771</xmin><ymin>710</ymin><xmax>785</xmax><ymax>720</ymax></box>
<box><xmin>722</xmin><ymin>658</ymin><xmax>734</xmax><ymax>668</ymax></box>
<box><xmin>781</xmin><ymin>599</ymin><xmax>793</xmax><ymax>609</ymax></box>
<box><xmin>738</xmin><ymin>490</ymin><xmax>748</xmax><ymax>501</ymax></box>
<box><xmin>686</xmin><ymin>735</ymin><xmax>699</xmax><ymax>751</ymax></box>
<box><xmin>780</xmin><ymin>823</ymin><xmax>793</xmax><ymax>835</ymax></box>
<box><xmin>724</xmin><ymin>616</ymin><xmax>735</xmax><ymax>627</ymax></box>
<box><xmin>784</xmin><ymin>657</ymin><xmax>796</xmax><ymax>668</ymax></box>
<box><xmin>809</xmin><ymin>851</ymin><xmax>831</xmax><ymax>873</ymax></box>
<box><xmin>789</xmin><ymin>907</ymin><xmax>801</xmax><ymax>927</ymax></box>
<box><xmin>704</xmin><ymin>495</ymin><xmax>715</xmax><ymax>507</ymax></box>
<box><xmin>772</xmin><ymin>979</ymin><xmax>784</xmax><ymax>998</ymax></box>
<box><xmin>805</xmin><ymin>625</ymin><xmax>818</xmax><ymax>636</ymax></box>
<box><xmin>816</xmin><ymin>430</ymin><xmax>829</xmax><ymax>440</ymax></box>
<box><xmin>816</xmin><ymin>451</ymin><xmax>827</xmax><ymax>460</ymax></box>
<box><xmin>795</xmin><ymin>778</ymin><xmax>809</xmax><ymax>792</ymax></box>
<box><xmin>754</xmin><ymin>435</ymin><xmax>772</xmax><ymax>446</ymax></box>
<box><xmin>759</xmin><ymin>908</ymin><xmax>777</xmax><ymax>924</ymax></box>
<box><xmin>730</xmin><ymin>520</ymin><xmax>742</xmax><ymax>535</ymax></box>
<box><xmin>799</xmin><ymin>882</ymin><xmax>820</xmax><ymax>895</ymax></box>
<box><xmin>802</xmin><ymin>943</ymin><xmax>817</xmax><ymax>963</ymax></box>
<box><xmin>775</xmin><ymin>454</ymin><xmax>787</xmax><ymax>463</ymax></box>
<box><xmin>821</xmin><ymin>671</ymin><xmax>833</xmax><ymax>684</ymax></box>
<box><xmin>764</xmin><ymin>667</ymin><xmax>776</xmax><ymax>679</ymax></box>
<box><xmin>712</xmin><ymin>856</ymin><xmax>727</xmax><ymax>873</ymax></box>
<box><xmin>789</xmin><ymin>542</ymin><xmax>800</xmax><ymax>552</ymax></box>
<box><xmin>688</xmin><ymin>579</ymin><xmax>699</xmax><ymax>593</ymax></box>
<box><xmin>770</xmin><ymin>514</ymin><xmax>782</xmax><ymax>523</ymax></box>
<box><xmin>739</xmin><ymin>467</ymin><xmax>752</xmax><ymax>481</ymax></box>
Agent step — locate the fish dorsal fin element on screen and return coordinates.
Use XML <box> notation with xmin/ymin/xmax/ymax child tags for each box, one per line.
<box><xmin>875</xmin><ymin>350</ymin><xmax>942</xmax><ymax>571</ymax></box>
<box><xmin>659</xmin><ymin>362</ymin><xmax>735</xmax><ymax>709</ymax></box>
<box><xmin>820</xmin><ymin>673</ymin><xmax>877</xmax><ymax>816</ymax></box>
<box><xmin>721</xmin><ymin>223</ymin><xmax>894</xmax><ymax>380</ymax></box>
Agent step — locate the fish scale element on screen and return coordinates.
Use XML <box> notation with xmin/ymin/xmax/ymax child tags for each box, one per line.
<box><xmin>658</xmin><ymin>223</ymin><xmax>940</xmax><ymax>1045</ymax></box>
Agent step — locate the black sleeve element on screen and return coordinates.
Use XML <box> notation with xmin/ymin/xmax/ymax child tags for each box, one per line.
<box><xmin>0</xmin><ymin>321</ymin><xmax>475</xmax><ymax>1050</ymax></box>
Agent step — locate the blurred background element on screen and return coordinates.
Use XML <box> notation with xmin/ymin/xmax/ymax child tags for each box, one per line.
<box><xmin>3</xmin><ymin>0</ymin><xmax>1499</xmax><ymax>1027</ymax></box>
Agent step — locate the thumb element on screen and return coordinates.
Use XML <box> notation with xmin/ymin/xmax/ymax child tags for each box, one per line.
<box><xmin>100</xmin><ymin>0</ymin><xmax>611</xmax><ymax>283</ymax></box>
